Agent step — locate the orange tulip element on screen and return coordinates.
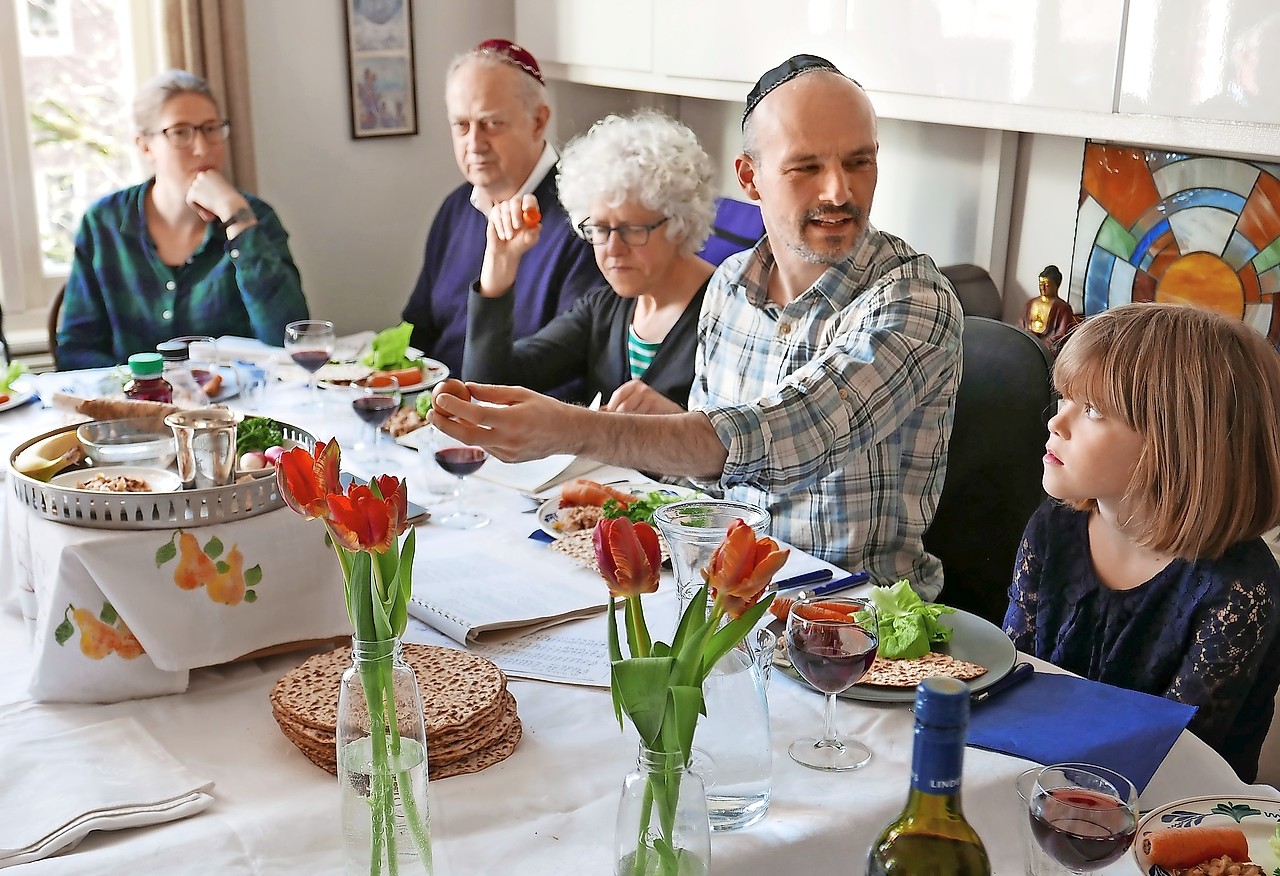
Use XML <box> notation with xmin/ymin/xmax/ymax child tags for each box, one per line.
<box><xmin>593</xmin><ymin>518</ymin><xmax>661</xmax><ymax>598</ymax></box>
<box><xmin>704</xmin><ymin>518</ymin><xmax>790</xmax><ymax>618</ymax></box>
<box><xmin>276</xmin><ymin>440</ymin><xmax>341</xmax><ymax>520</ymax></box>
<box><xmin>327</xmin><ymin>482</ymin><xmax>405</xmax><ymax>554</ymax></box>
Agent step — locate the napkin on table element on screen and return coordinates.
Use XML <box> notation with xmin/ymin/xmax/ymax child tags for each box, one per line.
<box><xmin>967</xmin><ymin>670</ymin><xmax>1196</xmax><ymax>793</ymax></box>
<box><xmin>0</xmin><ymin>716</ymin><xmax>214</xmax><ymax>867</ymax></box>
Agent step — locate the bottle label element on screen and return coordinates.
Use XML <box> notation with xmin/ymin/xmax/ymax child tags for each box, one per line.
<box><xmin>910</xmin><ymin>726</ymin><xmax>963</xmax><ymax>794</ymax></box>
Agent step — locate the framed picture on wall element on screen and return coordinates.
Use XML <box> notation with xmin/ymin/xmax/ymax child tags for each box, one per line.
<box><xmin>343</xmin><ymin>0</ymin><xmax>418</xmax><ymax>139</ymax></box>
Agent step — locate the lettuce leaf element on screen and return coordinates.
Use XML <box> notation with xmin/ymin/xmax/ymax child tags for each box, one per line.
<box><xmin>854</xmin><ymin>579</ymin><xmax>956</xmax><ymax>660</ymax></box>
<box><xmin>0</xmin><ymin>361</ymin><xmax>27</xmax><ymax>393</ymax></box>
<box><xmin>361</xmin><ymin>322</ymin><xmax>416</xmax><ymax>371</ymax></box>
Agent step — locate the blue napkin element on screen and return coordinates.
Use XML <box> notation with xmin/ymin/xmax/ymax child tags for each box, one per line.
<box><xmin>967</xmin><ymin>671</ymin><xmax>1196</xmax><ymax>793</ymax></box>
<box><xmin>528</xmin><ymin>530</ymin><xmax>556</xmax><ymax>544</ymax></box>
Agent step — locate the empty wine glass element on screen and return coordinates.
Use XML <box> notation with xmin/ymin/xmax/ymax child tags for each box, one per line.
<box><xmin>786</xmin><ymin>594</ymin><xmax>878</xmax><ymax>771</ymax></box>
<box><xmin>1027</xmin><ymin>763</ymin><xmax>1138</xmax><ymax>873</ymax></box>
<box><xmin>284</xmin><ymin>319</ymin><xmax>336</xmax><ymax>402</ymax></box>
<box><xmin>432</xmin><ymin>440</ymin><xmax>489</xmax><ymax>529</ymax></box>
<box><xmin>351</xmin><ymin>375</ymin><xmax>400</xmax><ymax>464</ymax></box>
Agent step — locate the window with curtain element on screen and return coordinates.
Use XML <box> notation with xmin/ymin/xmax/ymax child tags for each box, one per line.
<box><xmin>0</xmin><ymin>0</ymin><xmax>161</xmax><ymax>329</ymax></box>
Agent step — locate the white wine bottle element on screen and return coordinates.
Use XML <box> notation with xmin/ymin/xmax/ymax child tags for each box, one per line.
<box><xmin>867</xmin><ymin>676</ymin><xmax>991</xmax><ymax>875</ymax></box>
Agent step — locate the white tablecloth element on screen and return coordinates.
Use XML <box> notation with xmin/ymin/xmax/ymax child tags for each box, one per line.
<box><xmin>0</xmin><ymin>379</ymin><xmax>1273</xmax><ymax>875</ymax></box>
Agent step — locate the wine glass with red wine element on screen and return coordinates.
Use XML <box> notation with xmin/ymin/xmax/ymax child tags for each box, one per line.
<box><xmin>284</xmin><ymin>319</ymin><xmax>336</xmax><ymax>402</ymax></box>
<box><xmin>433</xmin><ymin>441</ymin><xmax>489</xmax><ymax>529</ymax></box>
<box><xmin>785</xmin><ymin>594</ymin><xmax>878</xmax><ymax>771</ymax></box>
<box><xmin>1028</xmin><ymin>763</ymin><xmax>1137</xmax><ymax>872</ymax></box>
<box><xmin>351</xmin><ymin>374</ymin><xmax>401</xmax><ymax>464</ymax></box>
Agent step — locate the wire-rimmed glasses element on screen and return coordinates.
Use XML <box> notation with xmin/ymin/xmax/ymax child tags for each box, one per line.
<box><xmin>575</xmin><ymin>217</ymin><xmax>668</xmax><ymax>246</ymax></box>
<box><xmin>145</xmin><ymin>120</ymin><xmax>231</xmax><ymax>148</ymax></box>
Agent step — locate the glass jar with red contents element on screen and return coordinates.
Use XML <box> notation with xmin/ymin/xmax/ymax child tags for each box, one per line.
<box><xmin>123</xmin><ymin>352</ymin><xmax>173</xmax><ymax>403</ymax></box>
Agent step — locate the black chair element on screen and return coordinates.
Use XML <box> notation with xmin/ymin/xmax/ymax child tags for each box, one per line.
<box><xmin>0</xmin><ymin>299</ymin><xmax>8</xmax><ymax>364</ymax></box>
<box><xmin>923</xmin><ymin>316</ymin><xmax>1054</xmax><ymax>625</ymax></box>
<box><xmin>939</xmin><ymin>263</ymin><xmax>1002</xmax><ymax>320</ymax></box>
<box><xmin>698</xmin><ymin>197</ymin><xmax>764</xmax><ymax>267</ymax></box>
<box><xmin>47</xmin><ymin>283</ymin><xmax>65</xmax><ymax>371</ymax></box>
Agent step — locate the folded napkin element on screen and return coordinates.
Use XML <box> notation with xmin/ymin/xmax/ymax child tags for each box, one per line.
<box><xmin>0</xmin><ymin>716</ymin><xmax>214</xmax><ymax>867</ymax></box>
<box><xmin>967</xmin><ymin>670</ymin><xmax>1196</xmax><ymax>793</ymax></box>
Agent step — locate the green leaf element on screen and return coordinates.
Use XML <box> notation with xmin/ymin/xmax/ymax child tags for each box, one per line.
<box><xmin>203</xmin><ymin>536</ymin><xmax>224</xmax><ymax>559</ymax></box>
<box><xmin>670</xmin><ymin>584</ymin><xmax>711</xmax><ymax>654</ymax></box>
<box><xmin>856</xmin><ymin>580</ymin><xmax>956</xmax><ymax>659</ymax></box>
<box><xmin>662</xmin><ymin>684</ymin><xmax>703</xmax><ymax>769</ymax></box>
<box><xmin>0</xmin><ymin>361</ymin><xmax>27</xmax><ymax>393</ymax></box>
<box><xmin>361</xmin><ymin>322</ymin><xmax>415</xmax><ymax>371</ymax></box>
<box><xmin>244</xmin><ymin>590</ymin><xmax>257</xmax><ymax>603</ymax></box>
<box><xmin>215</xmin><ymin>561</ymin><xmax>230</xmax><ymax>575</ymax></box>
<box><xmin>54</xmin><ymin>617</ymin><xmax>74</xmax><ymax>646</ymax></box>
<box><xmin>702</xmin><ymin>594</ymin><xmax>775</xmax><ymax>677</ymax></box>
<box><xmin>244</xmin><ymin>565</ymin><xmax>262</xmax><ymax>587</ymax></box>
<box><xmin>613</xmin><ymin>656</ymin><xmax>676</xmax><ymax>748</ymax></box>
<box><xmin>347</xmin><ymin>552</ymin><xmax>376</xmax><ymax>640</ymax></box>
<box><xmin>154</xmin><ymin>537</ymin><xmax>176</xmax><ymax>568</ymax></box>
<box><xmin>99</xmin><ymin>602</ymin><xmax>118</xmax><ymax>624</ymax></box>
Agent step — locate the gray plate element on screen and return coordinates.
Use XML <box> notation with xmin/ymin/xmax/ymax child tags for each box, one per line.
<box><xmin>774</xmin><ymin>608</ymin><xmax>1017</xmax><ymax>703</ymax></box>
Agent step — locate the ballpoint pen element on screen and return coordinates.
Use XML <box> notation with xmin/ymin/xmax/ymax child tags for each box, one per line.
<box><xmin>775</xmin><ymin>569</ymin><xmax>834</xmax><ymax>592</ymax></box>
<box><xmin>807</xmin><ymin>571</ymin><xmax>871</xmax><ymax>598</ymax></box>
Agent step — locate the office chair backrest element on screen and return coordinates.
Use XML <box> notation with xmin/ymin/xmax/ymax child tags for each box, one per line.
<box><xmin>48</xmin><ymin>284</ymin><xmax>65</xmax><ymax>371</ymax></box>
<box><xmin>939</xmin><ymin>263</ymin><xmax>1002</xmax><ymax>320</ymax></box>
<box><xmin>698</xmin><ymin>197</ymin><xmax>764</xmax><ymax>268</ymax></box>
<box><xmin>923</xmin><ymin>316</ymin><xmax>1054</xmax><ymax>624</ymax></box>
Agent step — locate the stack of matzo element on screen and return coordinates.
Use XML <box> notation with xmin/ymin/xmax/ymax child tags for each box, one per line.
<box><xmin>270</xmin><ymin>644</ymin><xmax>521</xmax><ymax>779</ymax></box>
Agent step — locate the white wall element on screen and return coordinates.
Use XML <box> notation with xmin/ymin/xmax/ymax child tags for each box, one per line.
<box><xmin>242</xmin><ymin>0</ymin><xmax>513</xmax><ymax>334</ymax></box>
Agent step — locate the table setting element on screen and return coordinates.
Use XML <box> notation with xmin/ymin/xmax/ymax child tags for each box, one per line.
<box><xmin>0</xmin><ymin>347</ymin><xmax>1276</xmax><ymax>875</ymax></box>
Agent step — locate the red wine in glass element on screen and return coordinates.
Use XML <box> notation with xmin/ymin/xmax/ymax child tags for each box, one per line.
<box><xmin>1029</xmin><ymin>788</ymin><xmax>1136</xmax><ymax>871</ymax></box>
<box><xmin>788</xmin><ymin>626</ymin><xmax>878</xmax><ymax>693</ymax></box>
<box><xmin>352</xmin><ymin>395</ymin><xmax>398</xmax><ymax>428</ymax></box>
<box><xmin>290</xmin><ymin>349</ymin><xmax>331</xmax><ymax>373</ymax></box>
<box><xmin>434</xmin><ymin>446</ymin><xmax>487</xmax><ymax>477</ymax></box>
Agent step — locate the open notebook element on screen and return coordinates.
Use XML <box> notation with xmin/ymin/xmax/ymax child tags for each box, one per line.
<box><xmin>407</xmin><ymin>531</ymin><xmax>612</xmax><ymax>645</ymax></box>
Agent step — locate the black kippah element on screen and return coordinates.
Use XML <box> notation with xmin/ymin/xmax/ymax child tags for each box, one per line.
<box><xmin>742</xmin><ymin>54</ymin><xmax>848</xmax><ymax>129</ymax></box>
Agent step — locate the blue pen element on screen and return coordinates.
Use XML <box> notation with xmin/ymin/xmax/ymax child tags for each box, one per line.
<box><xmin>807</xmin><ymin>571</ymin><xmax>871</xmax><ymax>598</ymax></box>
<box><xmin>775</xmin><ymin>569</ymin><xmax>834</xmax><ymax>592</ymax></box>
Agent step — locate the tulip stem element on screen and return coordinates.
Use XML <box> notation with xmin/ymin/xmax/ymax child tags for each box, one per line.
<box><xmin>626</xmin><ymin>595</ymin><xmax>651</xmax><ymax>659</ymax></box>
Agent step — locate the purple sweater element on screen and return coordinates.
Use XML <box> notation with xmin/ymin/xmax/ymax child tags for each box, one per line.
<box><xmin>402</xmin><ymin>170</ymin><xmax>601</xmax><ymax>383</ymax></box>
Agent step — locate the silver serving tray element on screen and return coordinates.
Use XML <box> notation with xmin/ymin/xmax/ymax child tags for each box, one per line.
<box><xmin>9</xmin><ymin>421</ymin><xmax>315</xmax><ymax>529</ymax></box>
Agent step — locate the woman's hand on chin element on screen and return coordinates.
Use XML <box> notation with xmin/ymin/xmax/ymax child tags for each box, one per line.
<box><xmin>186</xmin><ymin>169</ymin><xmax>245</xmax><ymax>225</ymax></box>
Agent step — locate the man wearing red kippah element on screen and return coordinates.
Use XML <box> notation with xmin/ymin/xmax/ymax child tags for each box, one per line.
<box><xmin>402</xmin><ymin>39</ymin><xmax>600</xmax><ymax>395</ymax></box>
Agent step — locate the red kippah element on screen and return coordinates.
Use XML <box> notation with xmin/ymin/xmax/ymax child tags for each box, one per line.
<box><xmin>475</xmin><ymin>38</ymin><xmax>544</xmax><ymax>85</ymax></box>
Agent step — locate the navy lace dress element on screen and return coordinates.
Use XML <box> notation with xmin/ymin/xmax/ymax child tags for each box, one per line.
<box><xmin>1003</xmin><ymin>500</ymin><xmax>1280</xmax><ymax>781</ymax></box>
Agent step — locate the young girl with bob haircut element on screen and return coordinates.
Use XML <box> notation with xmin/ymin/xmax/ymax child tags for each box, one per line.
<box><xmin>1003</xmin><ymin>302</ymin><xmax>1280</xmax><ymax>781</ymax></box>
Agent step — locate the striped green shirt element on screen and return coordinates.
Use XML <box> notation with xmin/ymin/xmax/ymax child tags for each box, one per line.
<box><xmin>627</xmin><ymin>326</ymin><xmax>662</xmax><ymax>380</ymax></box>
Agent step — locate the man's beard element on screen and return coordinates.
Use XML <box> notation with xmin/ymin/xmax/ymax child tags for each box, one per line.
<box><xmin>788</xmin><ymin>205</ymin><xmax>864</xmax><ymax>266</ymax></box>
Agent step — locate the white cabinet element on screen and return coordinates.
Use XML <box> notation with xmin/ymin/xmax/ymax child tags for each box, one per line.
<box><xmin>515</xmin><ymin>0</ymin><xmax>652</xmax><ymax>72</ymax></box>
<box><xmin>651</xmin><ymin>0</ymin><xmax>1125</xmax><ymax>113</ymax></box>
<box><xmin>1118</xmin><ymin>0</ymin><xmax>1280</xmax><ymax>127</ymax></box>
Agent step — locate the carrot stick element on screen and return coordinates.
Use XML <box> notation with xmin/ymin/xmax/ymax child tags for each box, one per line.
<box><xmin>1142</xmin><ymin>826</ymin><xmax>1249</xmax><ymax>869</ymax></box>
<box><xmin>770</xmin><ymin>596</ymin><xmax>863</xmax><ymax>622</ymax></box>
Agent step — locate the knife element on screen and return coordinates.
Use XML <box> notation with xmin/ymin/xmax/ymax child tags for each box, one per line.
<box><xmin>807</xmin><ymin>571</ymin><xmax>871</xmax><ymax>598</ymax></box>
<box><xmin>775</xmin><ymin>569</ymin><xmax>835</xmax><ymax>592</ymax></box>
<box><xmin>971</xmin><ymin>662</ymin><xmax>1034</xmax><ymax>704</ymax></box>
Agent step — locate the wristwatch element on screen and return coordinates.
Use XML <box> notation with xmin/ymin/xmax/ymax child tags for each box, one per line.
<box><xmin>220</xmin><ymin>206</ymin><xmax>255</xmax><ymax>229</ymax></box>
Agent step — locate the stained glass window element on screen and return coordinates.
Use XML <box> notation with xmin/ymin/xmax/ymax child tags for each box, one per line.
<box><xmin>1070</xmin><ymin>143</ymin><xmax>1280</xmax><ymax>342</ymax></box>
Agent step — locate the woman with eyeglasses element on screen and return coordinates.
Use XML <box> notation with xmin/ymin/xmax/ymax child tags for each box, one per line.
<box><xmin>463</xmin><ymin>109</ymin><xmax>715</xmax><ymax>412</ymax></box>
<box><xmin>57</xmin><ymin>69</ymin><xmax>307</xmax><ymax>370</ymax></box>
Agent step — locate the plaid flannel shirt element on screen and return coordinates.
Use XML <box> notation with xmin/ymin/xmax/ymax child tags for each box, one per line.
<box><xmin>690</xmin><ymin>228</ymin><xmax>962</xmax><ymax>599</ymax></box>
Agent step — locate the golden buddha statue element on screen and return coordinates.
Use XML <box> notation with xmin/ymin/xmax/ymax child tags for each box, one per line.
<box><xmin>1021</xmin><ymin>265</ymin><xmax>1079</xmax><ymax>352</ymax></box>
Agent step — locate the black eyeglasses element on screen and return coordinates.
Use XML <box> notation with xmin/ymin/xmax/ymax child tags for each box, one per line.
<box><xmin>576</xmin><ymin>217</ymin><xmax>668</xmax><ymax>246</ymax></box>
<box><xmin>146</xmin><ymin>120</ymin><xmax>232</xmax><ymax>148</ymax></box>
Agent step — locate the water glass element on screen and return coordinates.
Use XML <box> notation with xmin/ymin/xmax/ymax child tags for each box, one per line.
<box><xmin>233</xmin><ymin>359</ymin><xmax>274</xmax><ymax>408</ymax></box>
<box><xmin>652</xmin><ymin>500</ymin><xmax>771</xmax><ymax>614</ymax></box>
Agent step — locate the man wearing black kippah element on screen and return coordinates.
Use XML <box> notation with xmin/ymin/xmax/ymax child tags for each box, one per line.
<box><xmin>431</xmin><ymin>56</ymin><xmax>963</xmax><ymax>600</ymax></box>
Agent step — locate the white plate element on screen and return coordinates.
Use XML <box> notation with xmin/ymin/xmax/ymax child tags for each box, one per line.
<box><xmin>318</xmin><ymin>356</ymin><xmax>449</xmax><ymax>395</ymax></box>
<box><xmin>1132</xmin><ymin>795</ymin><xmax>1280</xmax><ymax>875</ymax></box>
<box><xmin>49</xmin><ymin>465</ymin><xmax>183</xmax><ymax>494</ymax></box>
<box><xmin>0</xmin><ymin>388</ymin><xmax>36</xmax><ymax>413</ymax></box>
<box><xmin>538</xmin><ymin>482</ymin><xmax>697</xmax><ymax>539</ymax></box>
